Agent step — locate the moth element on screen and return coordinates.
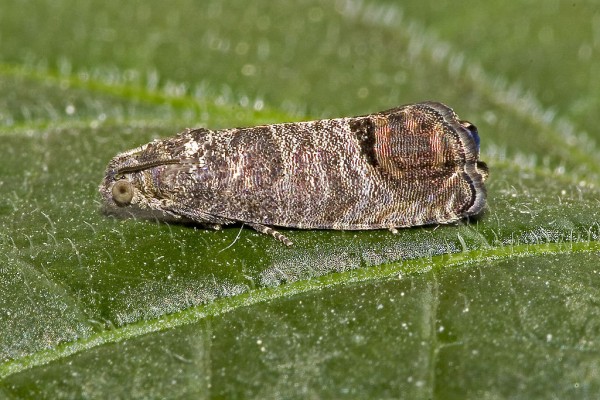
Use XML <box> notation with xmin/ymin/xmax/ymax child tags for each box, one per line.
<box><xmin>99</xmin><ymin>102</ymin><xmax>488</xmax><ymax>246</ymax></box>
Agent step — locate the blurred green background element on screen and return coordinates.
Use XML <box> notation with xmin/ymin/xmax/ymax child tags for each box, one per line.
<box><xmin>1</xmin><ymin>0</ymin><xmax>600</xmax><ymax>398</ymax></box>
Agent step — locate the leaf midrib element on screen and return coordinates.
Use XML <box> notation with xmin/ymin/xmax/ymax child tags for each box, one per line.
<box><xmin>1</xmin><ymin>240</ymin><xmax>599</xmax><ymax>380</ymax></box>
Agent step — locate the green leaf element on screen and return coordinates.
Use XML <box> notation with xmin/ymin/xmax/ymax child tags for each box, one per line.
<box><xmin>1</xmin><ymin>0</ymin><xmax>600</xmax><ymax>398</ymax></box>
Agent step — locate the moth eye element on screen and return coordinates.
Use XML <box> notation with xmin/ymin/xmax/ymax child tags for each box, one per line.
<box><xmin>112</xmin><ymin>180</ymin><xmax>134</xmax><ymax>206</ymax></box>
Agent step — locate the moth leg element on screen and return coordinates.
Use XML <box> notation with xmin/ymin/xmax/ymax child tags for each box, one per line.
<box><xmin>247</xmin><ymin>223</ymin><xmax>293</xmax><ymax>247</ymax></box>
<box><xmin>389</xmin><ymin>227</ymin><xmax>399</xmax><ymax>234</ymax></box>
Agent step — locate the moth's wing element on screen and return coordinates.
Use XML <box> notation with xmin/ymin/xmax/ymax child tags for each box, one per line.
<box><xmin>372</xmin><ymin>102</ymin><xmax>487</xmax><ymax>219</ymax></box>
<box><xmin>147</xmin><ymin>158</ymin><xmax>235</xmax><ymax>226</ymax></box>
<box><xmin>160</xmin><ymin>162</ymin><xmax>294</xmax><ymax>244</ymax></box>
<box><xmin>162</xmin><ymin>127</ymin><xmax>289</xmax><ymax>226</ymax></box>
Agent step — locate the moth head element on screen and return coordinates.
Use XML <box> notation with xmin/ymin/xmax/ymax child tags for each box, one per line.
<box><xmin>98</xmin><ymin>171</ymin><xmax>149</xmax><ymax>217</ymax></box>
<box><xmin>99</xmin><ymin>148</ymin><xmax>184</xmax><ymax>223</ymax></box>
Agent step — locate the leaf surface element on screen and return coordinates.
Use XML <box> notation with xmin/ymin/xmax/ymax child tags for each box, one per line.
<box><xmin>1</xmin><ymin>1</ymin><xmax>599</xmax><ymax>398</ymax></box>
